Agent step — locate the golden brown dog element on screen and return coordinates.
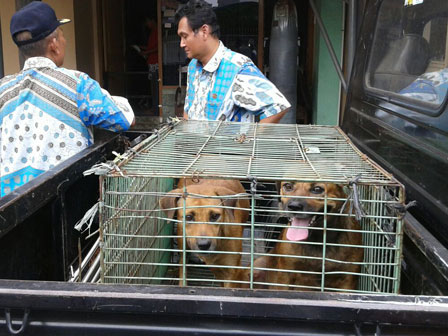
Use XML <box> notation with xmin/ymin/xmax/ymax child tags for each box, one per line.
<box><xmin>160</xmin><ymin>179</ymin><xmax>249</xmax><ymax>287</ymax></box>
<box><xmin>253</xmin><ymin>182</ymin><xmax>363</xmax><ymax>291</ymax></box>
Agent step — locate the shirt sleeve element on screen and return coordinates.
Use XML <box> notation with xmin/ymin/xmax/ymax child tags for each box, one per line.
<box><xmin>231</xmin><ymin>63</ymin><xmax>291</xmax><ymax>119</ymax></box>
<box><xmin>76</xmin><ymin>74</ymin><xmax>134</xmax><ymax>132</ymax></box>
<box><xmin>399</xmin><ymin>69</ymin><xmax>448</xmax><ymax>105</ymax></box>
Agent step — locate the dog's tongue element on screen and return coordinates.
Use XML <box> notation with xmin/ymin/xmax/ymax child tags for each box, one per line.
<box><xmin>286</xmin><ymin>218</ymin><xmax>310</xmax><ymax>241</ymax></box>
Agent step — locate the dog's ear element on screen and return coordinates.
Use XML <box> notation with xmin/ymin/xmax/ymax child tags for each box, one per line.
<box><xmin>159</xmin><ymin>188</ymin><xmax>182</xmax><ymax>219</ymax></box>
<box><xmin>214</xmin><ymin>186</ymin><xmax>238</xmax><ymax>221</ymax></box>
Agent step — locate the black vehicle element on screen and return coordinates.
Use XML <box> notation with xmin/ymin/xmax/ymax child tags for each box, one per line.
<box><xmin>343</xmin><ymin>0</ymin><xmax>448</xmax><ymax>295</ymax></box>
<box><xmin>1</xmin><ymin>1</ymin><xmax>448</xmax><ymax>335</ymax></box>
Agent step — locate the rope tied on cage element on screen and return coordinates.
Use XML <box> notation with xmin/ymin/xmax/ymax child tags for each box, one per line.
<box><xmin>127</xmin><ymin>147</ymin><xmax>138</xmax><ymax>155</ymax></box>
<box><xmin>393</xmin><ymin>200</ymin><xmax>418</xmax><ymax>219</ymax></box>
<box><xmin>380</xmin><ymin>187</ymin><xmax>417</xmax><ymax>219</ymax></box>
<box><xmin>340</xmin><ymin>174</ymin><xmax>365</xmax><ymax>221</ymax></box>
<box><xmin>153</xmin><ymin>128</ymin><xmax>160</xmax><ymax>141</ymax></box>
<box><xmin>83</xmin><ymin>162</ymin><xmax>114</xmax><ymax>176</ymax></box>
<box><xmin>83</xmin><ymin>149</ymin><xmax>131</xmax><ymax>177</ymax></box>
<box><xmin>234</xmin><ymin>133</ymin><xmax>247</xmax><ymax>143</ymax></box>
<box><xmin>74</xmin><ymin>202</ymin><xmax>99</xmax><ymax>235</ymax></box>
<box><xmin>167</xmin><ymin>116</ymin><xmax>180</xmax><ymax>129</ymax></box>
<box><xmin>83</xmin><ymin>161</ymin><xmax>125</xmax><ymax>177</ymax></box>
<box><xmin>247</xmin><ymin>175</ymin><xmax>258</xmax><ymax>195</ymax></box>
<box><xmin>169</xmin><ymin>116</ymin><xmax>181</xmax><ymax>122</ymax></box>
<box><xmin>190</xmin><ymin>169</ymin><xmax>204</xmax><ymax>183</ymax></box>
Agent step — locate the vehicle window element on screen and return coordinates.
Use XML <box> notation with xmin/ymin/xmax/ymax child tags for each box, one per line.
<box><xmin>366</xmin><ymin>0</ymin><xmax>448</xmax><ymax>108</ymax></box>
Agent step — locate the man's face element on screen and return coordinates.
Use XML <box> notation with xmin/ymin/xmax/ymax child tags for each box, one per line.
<box><xmin>177</xmin><ymin>17</ymin><xmax>203</xmax><ymax>60</ymax></box>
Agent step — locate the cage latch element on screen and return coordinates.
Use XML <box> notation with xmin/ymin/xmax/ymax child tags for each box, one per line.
<box><xmin>4</xmin><ymin>308</ymin><xmax>30</xmax><ymax>335</ymax></box>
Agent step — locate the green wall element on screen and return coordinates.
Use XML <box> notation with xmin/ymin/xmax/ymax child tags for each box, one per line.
<box><xmin>312</xmin><ymin>0</ymin><xmax>344</xmax><ymax>125</ymax></box>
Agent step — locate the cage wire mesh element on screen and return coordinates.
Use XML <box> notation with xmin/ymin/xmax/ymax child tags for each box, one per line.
<box><xmin>99</xmin><ymin>119</ymin><xmax>405</xmax><ymax>293</ymax></box>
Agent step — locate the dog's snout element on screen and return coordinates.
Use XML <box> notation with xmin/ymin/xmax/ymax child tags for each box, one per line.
<box><xmin>287</xmin><ymin>201</ymin><xmax>304</xmax><ymax>212</ymax></box>
<box><xmin>197</xmin><ymin>238</ymin><xmax>212</xmax><ymax>251</ymax></box>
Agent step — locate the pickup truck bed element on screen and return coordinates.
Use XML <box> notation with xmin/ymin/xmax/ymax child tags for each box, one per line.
<box><xmin>0</xmin><ymin>130</ymin><xmax>447</xmax><ymax>335</ymax></box>
<box><xmin>1</xmin><ymin>280</ymin><xmax>447</xmax><ymax>335</ymax></box>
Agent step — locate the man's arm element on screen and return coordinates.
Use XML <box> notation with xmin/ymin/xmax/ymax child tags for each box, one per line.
<box><xmin>183</xmin><ymin>111</ymin><xmax>188</xmax><ymax>119</ymax></box>
<box><xmin>107</xmin><ymin>93</ymin><xmax>136</xmax><ymax>126</ymax></box>
<box><xmin>260</xmin><ymin>108</ymin><xmax>288</xmax><ymax>124</ymax></box>
<box><xmin>77</xmin><ymin>74</ymin><xmax>135</xmax><ymax>131</ymax></box>
<box><xmin>232</xmin><ymin>63</ymin><xmax>291</xmax><ymax>124</ymax></box>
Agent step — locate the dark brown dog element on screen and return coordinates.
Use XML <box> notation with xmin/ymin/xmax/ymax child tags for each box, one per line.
<box><xmin>160</xmin><ymin>179</ymin><xmax>249</xmax><ymax>287</ymax></box>
<box><xmin>254</xmin><ymin>182</ymin><xmax>363</xmax><ymax>291</ymax></box>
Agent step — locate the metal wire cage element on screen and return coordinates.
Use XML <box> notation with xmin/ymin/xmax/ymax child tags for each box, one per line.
<box><xmin>99</xmin><ymin>119</ymin><xmax>405</xmax><ymax>293</ymax></box>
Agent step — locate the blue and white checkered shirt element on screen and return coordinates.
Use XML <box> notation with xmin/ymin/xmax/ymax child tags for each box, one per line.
<box><xmin>184</xmin><ymin>42</ymin><xmax>290</xmax><ymax>122</ymax></box>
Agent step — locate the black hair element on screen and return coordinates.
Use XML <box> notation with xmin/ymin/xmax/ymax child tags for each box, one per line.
<box><xmin>175</xmin><ymin>0</ymin><xmax>220</xmax><ymax>39</ymax></box>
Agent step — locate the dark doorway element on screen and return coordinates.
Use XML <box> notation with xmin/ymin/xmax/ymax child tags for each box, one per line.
<box><xmin>103</xmin><ymin>0</ymin><xmax>159</xmax><ymax>117</ymax></box>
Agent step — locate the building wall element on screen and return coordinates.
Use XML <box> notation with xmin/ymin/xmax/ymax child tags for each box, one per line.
<box><xmin>0</xmin><ymin>0</ymin><xmax>76</xmax><ymax>75</ymax></box>
<box><xmin>312</xmin><ymin>0</ymin><xmax>344</xmax><ymax>125</ymax></box>
<box><xmin>73</xmin><ymin>0</ymin><xmax>101</xmax><ymax>80</ymax></box>
<box><xmin>0</xmin><ymin>0</ymin><xmax>19</xmax><ymax>74</ymax></box>
<box><xmin>46</xmin><ymin>0</ymin><xmax>77</xmax><ymax>69</ymax></box>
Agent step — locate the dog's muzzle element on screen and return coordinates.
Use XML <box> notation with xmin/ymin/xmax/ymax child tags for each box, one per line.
<box><xmin>285</xmin><ymin>200</ymin><xmax>318</xmax><ymax>241</ymax></box>
<box><xmin>196</xmin><ymin>238</ymin><xmax>212</xmax><ymax>251</ymax></box>
<box><xmin>286</xmin><ymin>200</ymin><xmax>310</xmax><ymax>219</ymax></box>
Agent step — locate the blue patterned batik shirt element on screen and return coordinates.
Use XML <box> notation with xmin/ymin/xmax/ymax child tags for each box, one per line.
<box><xmin>184</xmin><ymin>42</ymin><xmax>290</xmax><ymax>122</ymax></box>
<box><xmin>0</xmin><ymin>57</ymin><xmax>134</xmax><ymax>196</ymax></box>
<box><xmin>400</xmin><ymin>68</ymin><xmax>448</xmax><ymax>105</ymax></box>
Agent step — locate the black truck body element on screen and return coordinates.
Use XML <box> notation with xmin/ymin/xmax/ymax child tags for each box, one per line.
<box><xmin>1</xmin><ymin>0</ymin><xmax>448</xmax><ymax>335</ymax></box>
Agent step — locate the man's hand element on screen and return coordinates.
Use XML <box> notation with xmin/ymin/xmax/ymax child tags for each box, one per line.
<box><xmin>259</xmin><ymin>109</ymin><xmax>288</xmax><ymax>124</ymax></box>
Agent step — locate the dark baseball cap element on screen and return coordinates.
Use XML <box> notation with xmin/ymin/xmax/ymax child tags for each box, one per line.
<box><xmin>10</xmin><ymin>1</ymin><xmax>71</xmax><ymax>46</ymax></box>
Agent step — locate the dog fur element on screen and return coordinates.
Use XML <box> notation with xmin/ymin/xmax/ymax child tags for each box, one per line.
<box><xmin>254</xmin><ymin>182</ymin><xmax>363</xmax><ymax>291</ymax></box>
<box><xmin>160</xmin><ymin>179</ymin><xmax>249</xmax><ymax>287</ymax></box>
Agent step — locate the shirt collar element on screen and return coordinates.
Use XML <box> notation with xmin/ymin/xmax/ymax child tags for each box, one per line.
<box><xmin>202</xmin><ymin>41</ymin><xmax>225</xmax><ymax>73</ymax></box>
<box><xmin>23</xmin><ymin>57</ymin><xmax>57</xmax><ymax>70</ymax></box>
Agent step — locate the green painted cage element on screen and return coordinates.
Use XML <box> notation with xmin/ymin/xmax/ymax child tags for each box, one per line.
<box><xmin>98</xmin><ymin>119</ymin><xmax>405</xmax><ymax>294</ymax></box>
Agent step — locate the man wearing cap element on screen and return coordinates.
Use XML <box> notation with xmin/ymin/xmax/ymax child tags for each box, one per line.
<box><xmin>0</xmin><ymin>1</ymin><xmax>135</xmax><ymax>197</ymax></box>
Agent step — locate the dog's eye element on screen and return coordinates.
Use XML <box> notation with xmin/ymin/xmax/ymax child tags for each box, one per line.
<box><xmin>311</xmin><ymin>186</ymin><xmax>325</xmax><ymax>194</ymax></box>
<box><xmin>185</xmin><ymin>214</ymin><xmax>194</xmax><ymax>221</ymax></box>
<box><xmin>282</xmin><ymin>183</ymin><xmax>293</xmax><ymax>192</ymax></box>
<box><xmin>209</xmin><ymin>213</ymin><xmax>221</xmax><ymax>222</ymax></box>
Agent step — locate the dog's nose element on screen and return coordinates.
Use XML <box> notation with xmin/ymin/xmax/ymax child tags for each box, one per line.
<box><xmin>287</xmin><ymin>201</ymin><xmax>304</xmax><ymax>212</ymax></box>
<box><xmin>197</xmin><ymin>238</ymin><xmax>212</xmax><ymax>251</ymax></box>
